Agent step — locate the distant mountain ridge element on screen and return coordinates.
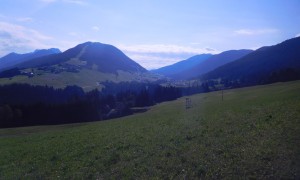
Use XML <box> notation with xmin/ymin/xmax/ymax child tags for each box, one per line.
<box><xmin>201</xmin><ymin>37</ymin><xmax>300</xmax><ymax>84</ymax></box>
<box><xmin>0</xmin><ymin>48</ymin><xmax>61</xmax><ymax>71</ymax></box>
<box><xmin>154</xmin><ymin>49</ymin><xmax>253</xmax><ymax>80</ymax></box>
<box><xmin>151</xmin><ymin>54</ymin><xmax>212</xmax><ymax>77</ymax></box>
<box><xmin>181</xmin><ymin>49</ymin><xmax>253</xmax><ymax>79</ymax></box>
<box><xmin>1</xmin><ymin>37</ymin><xmax>299</xmax><ymax>90</ymax></box>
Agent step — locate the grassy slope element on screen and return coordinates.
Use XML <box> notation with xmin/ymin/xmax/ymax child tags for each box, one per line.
<box><xmin>0</xmin><ymin>69</ymin><xmax>112</xmax><ymax>90</ymax></box>
<box><xmin>0</xmin><ymin>69</ymin><xmax>159</xmax><ymax>91</ymax></box>
<box><xmin>0</xmin><ymin>81</ymin><xmax>299</xmax><ymax>179</ymax></box>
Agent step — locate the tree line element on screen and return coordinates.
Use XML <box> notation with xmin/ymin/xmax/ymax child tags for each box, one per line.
<box><xmin>0</xmin><ymin>83</ymin><xmax>182</xmax><ymax>128</ymax></box>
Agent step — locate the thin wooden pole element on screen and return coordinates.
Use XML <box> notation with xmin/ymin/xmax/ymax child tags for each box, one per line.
<box><xmin>222</xmin><ymin>90</ymin><xmax>224</xmax><ymax>101</ymax></box>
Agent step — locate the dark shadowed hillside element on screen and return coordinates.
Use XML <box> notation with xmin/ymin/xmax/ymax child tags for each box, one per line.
<box><xmin>201</xmin><ymin>37</ymin><xmax>300</xmax><ymax>84</ymax></box>
<box><xmin>172</xmin><ymin>49</ymin><xmax>253</xmax><ymax>79</ymax></box>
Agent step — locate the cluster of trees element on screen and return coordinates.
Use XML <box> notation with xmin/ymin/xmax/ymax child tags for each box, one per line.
<box><xmin>0</xmin><ymin>68</ymin><xmax>21</xmax><ymax>78</ymax></box>
<box><xmin>102</xmin><ymin>82</ymin><xmax>182</xmax><ymax>106</ymax></box>
<box><xmin>0</xmin><ymin>83</ymin><xmax>182</xmax><ymax>128</ymax></box>
<box><xmin>267</xmin><ymin>68</ymin><xmax>300</xmax><ymax>83</ymax></box>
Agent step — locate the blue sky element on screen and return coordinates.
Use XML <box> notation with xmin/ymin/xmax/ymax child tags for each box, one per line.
<box><xmin>0</xmin><ymin>0</ymin><xmax>299</xmax><ymax>69</ymax></box>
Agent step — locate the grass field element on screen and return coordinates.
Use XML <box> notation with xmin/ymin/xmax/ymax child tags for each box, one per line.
<box><xmin>0</xmin><ymin>81</ymin><xmax>299</xmax><ymax>179</ymax></box>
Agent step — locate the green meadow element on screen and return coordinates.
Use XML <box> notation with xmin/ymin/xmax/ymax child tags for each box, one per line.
<box><xmin>0</xmin><ymin>81</ymin><xmax>299</xmax><ymax>179</ymax></box>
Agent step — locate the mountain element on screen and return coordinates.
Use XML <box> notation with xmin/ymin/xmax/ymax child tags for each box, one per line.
<box><xmin>151</xmin><ymin>54</ymin><xmax>212</xmax><ymax>77</ymax></box>
<box><xmin>16</xmin><ymin>42</ymin><xmax>146</xmax><ymax>73</ymax></box>
<box><xmin>0</xmin><ymin>48</ymin><xmax>61</xmax><ymax>71</ymax></box>
<box><xmin>0</xmin><ymin>42</ymin><xmax>156</xmax><ymax>91</ymax></box>
<box><xmin>80</xmin><ymin>42</ymin><xmax>147</xmax><ymax>73</ymax></box>
<box><xmin>201</xmin><ymin>37</ymin><xmax>300</xmax><ymax>85</ymax></box>
<box><xmin>188</xmin><ymin>50</ymin><xmax>253</xmax><ymax>77</ymax></box>
<box><xmin>170</xmin><ymin>49</ymin><xmax>253</xmax><ymax>80</ymax></box>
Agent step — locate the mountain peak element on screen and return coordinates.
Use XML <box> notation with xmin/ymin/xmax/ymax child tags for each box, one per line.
<box><xmin>78</xmin><ymin>41</ymin><xmax>107</xmax><ymax>47</ymax></box>
<box><xmin>0</xmin><ymin>48</ymin><xmax>62</xmax><ymax>71</ymax></box>
<box><xmin>34</xmin><ymin>48</ymin><xmax>61</xmax><ymax>54</ymax></box>
<box><xmin>4</xmin><ymin>52</ymin><xmax>19</xmax><ymax>57</ymax></box>
<box><xmin>78</xmin><ymin>42</ymin><xmax>147</xmax><ymax>73</ymax></box>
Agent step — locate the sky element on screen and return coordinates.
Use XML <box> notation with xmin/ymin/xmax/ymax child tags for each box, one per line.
<box><xmin>0</xmin><ymin>0</ymin><xmax>299</xmax><ymax>69</ymax></box>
